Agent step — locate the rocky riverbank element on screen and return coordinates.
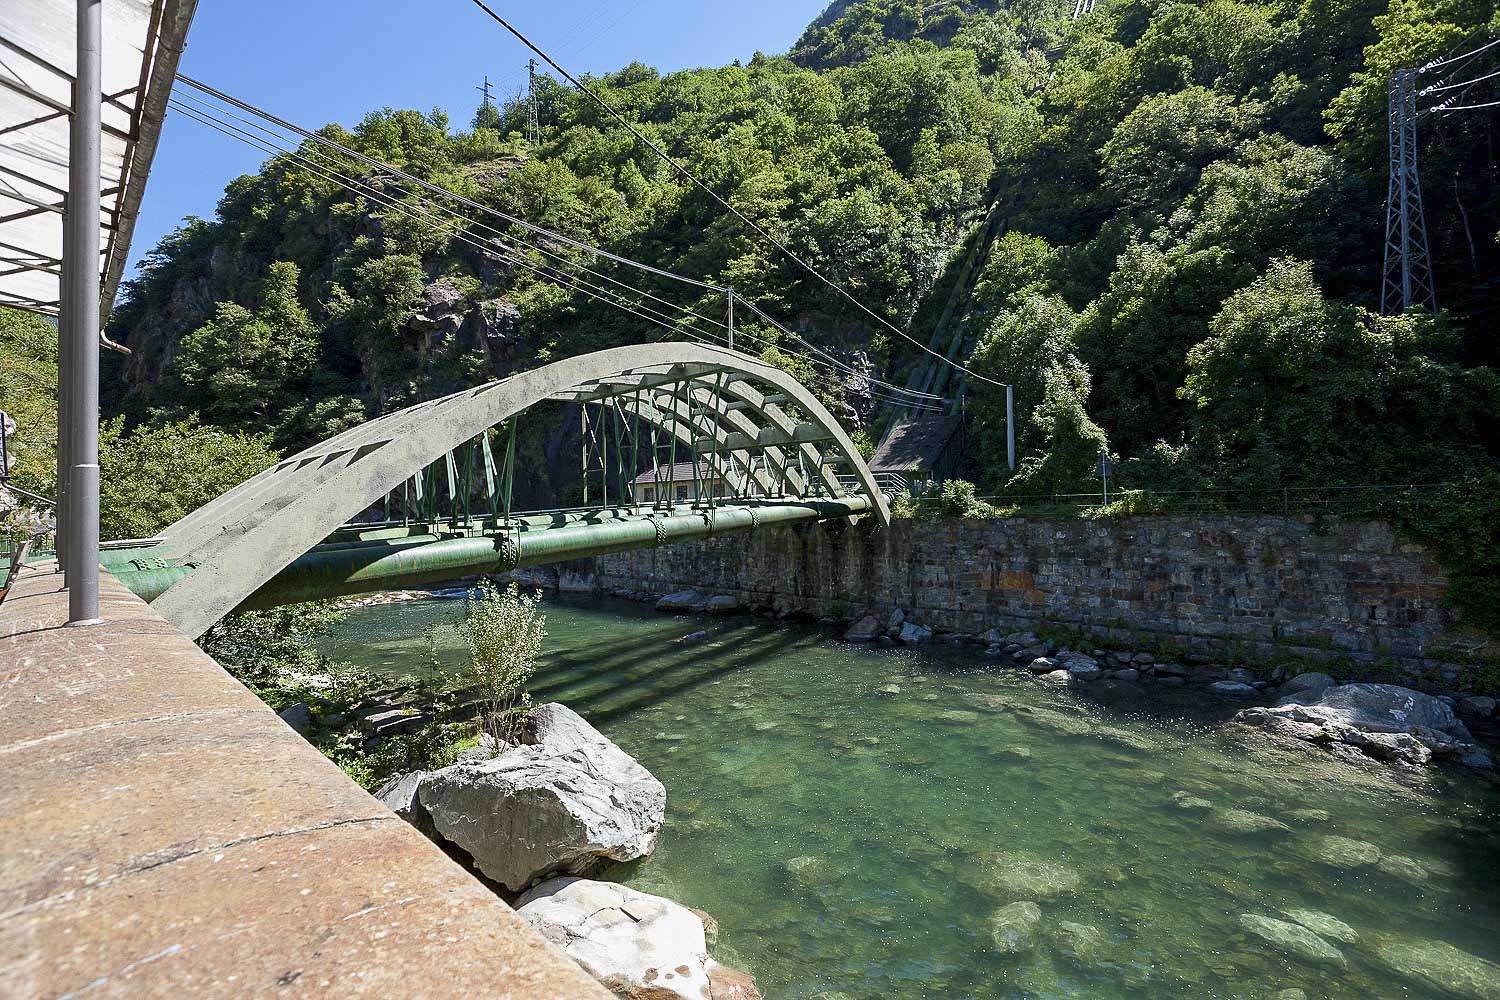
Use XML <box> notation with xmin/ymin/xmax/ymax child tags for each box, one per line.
<box><xmin>375</xmin><ymin>703</ymin><xmax>763</xmax><ymax>999</ymax></box>
<box><xmin>603</xmin><ymin>587</ymin><xmax>1498</xmax><ymax>776</ymax></box>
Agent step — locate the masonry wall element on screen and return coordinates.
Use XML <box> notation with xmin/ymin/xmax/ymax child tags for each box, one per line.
<box><xmin>592</xmin><ymin>516</ymin><xmax>1493</xmax><ymax>675</ymax></box>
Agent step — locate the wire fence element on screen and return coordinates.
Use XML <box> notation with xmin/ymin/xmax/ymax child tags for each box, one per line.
<box><xmin>893</xmin><ymin>482</ymin><xmax>1457</xmax><ymax>519</ymax></box>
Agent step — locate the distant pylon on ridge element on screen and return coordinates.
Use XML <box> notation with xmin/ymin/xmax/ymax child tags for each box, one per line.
<box><xmin>1381</xmin><ymin>68</ymin><xmax>1437</xmax><ymax>315</ymax></box>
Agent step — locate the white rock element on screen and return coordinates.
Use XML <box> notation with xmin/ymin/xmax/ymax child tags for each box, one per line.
<box><xmin>418</xmin><ymin>704</ymin><xmax>665</xmax><ymax>891</ymax></box>
<box><xmin>516</xmin><ymin>877</ymin><xmax>761</xmax><ymax>999</ymax></box>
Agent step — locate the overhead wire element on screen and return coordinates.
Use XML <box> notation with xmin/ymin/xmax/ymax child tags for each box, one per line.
<box><xmin>174</xmin><ymin>75</ymin><xmax>942</xmax><ymax>406</ymax></box>
<box><xmin>1419</xmin><ymin>36</ymin><xmax>1500</xmax><ymax>74</ymax></box>
<box><xmin>166</xmin><ymin>100</ymin><xmax>723</xmax><ymax>343</ymax></box>
<box><xmin>167</xmin><ymin>89</ymin><xmax>942</xmax><ymax>412</ymax></box>
<box><xmin>464</xmin><ymin>0</ymin><xmax>1010</xmax><ymax>390</ymax></box>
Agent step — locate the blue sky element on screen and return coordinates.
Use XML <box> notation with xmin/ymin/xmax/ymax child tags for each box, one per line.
<box><xmin>130</xmin><ymin>0</ymin><xmax>828</xmax><ymax>277</ymax></box>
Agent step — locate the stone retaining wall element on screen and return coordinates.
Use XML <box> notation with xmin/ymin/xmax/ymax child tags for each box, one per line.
<box><xmin>590</xmin><ymin>515</ymin><xmax>1494</xmax><ymax>681</ymax></box>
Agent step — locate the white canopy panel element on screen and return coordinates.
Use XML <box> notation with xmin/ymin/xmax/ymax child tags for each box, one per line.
<box><xmin>0</xmin><ymin>0</ymin><xmax>195</xmax><ymax>324</ymax></box>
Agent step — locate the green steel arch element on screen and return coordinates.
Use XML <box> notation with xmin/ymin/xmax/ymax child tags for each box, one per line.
<box><xmin>143</xmin><ymin>343</ymin><xmax>890</xmax><ymax>638</ymax></box>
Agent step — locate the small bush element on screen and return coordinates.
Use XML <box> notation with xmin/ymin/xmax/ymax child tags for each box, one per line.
<box><xmin>457</xmin><ymin>580</ymin><xmax>548</xmax><ymax>747</ymax></box>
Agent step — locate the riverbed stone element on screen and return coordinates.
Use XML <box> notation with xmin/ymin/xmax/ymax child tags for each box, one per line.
<box><xmin>987</xmin><ymin>901</ymin><xmax>1042</xmax><ymax>954</ymax></box>
<box><xmin>418</xmin><ymin>703</ymin><xmax>666</xmax><ymax>891</ymax></box>
<box><xmin>704</xmin><ymin>594</ymin><xmax>740</xmax><ymax>614</ymax></box>
<box><xmin>1170</xmin><ymin>790</ymin><xmax>1213</xmax><ymax>811</ymax></box>
<box><xmin>1049</xmin><ymin>921</ymin><xmax>1110</xmax><ymax>965</ymax></box>
<box><xmin>783</xmin><ymin>855</ymin><xmax>841</xmax><ymax>888</ymax></box>
<box><xmin>1313</xmin><ymin>835</ymin><xmax>1382</xmax><ymax>870</ymax></box>
<box><xmin>515</xmin><ymin>877</ymin><xmax>761</xmax><ymax>1000</ymax></box>
<box><xmin>1209</xmin><ymin>681</ymin><xmax>1258</xmax><ymax>699</ymax></box>
<box><xmin>1280</xmin><ymin>672</ymin><xmax>1336</xmax><ymax>697</ymax></box>
<box><xmin>1067</xmin><ymin>661</ymin><xmax>1104</xmax><ymax>681</ymax></box>
<box><xmin>1371</xmin><ymin>935</ymin><xmax>1500</xmax><ymax>999</ymax></box>
<box><xmin>1376</xmin><ymin>853</ymin><xmax>1441</xmax><ymax>886</ymax></box>
<box><xmin>1238</xmin><ymin>914</ymin><xmax>1347</xmax><ymax>969</ymax></box>
<box><xmin>899</xmin><ymin>621</ymin><xmax>934</xmax><ymax>644</ymax></box>
<box><xmin>975</xmin><ymin>851</ymin><xmax>1082</xmax><ymax>900</ymax></box>
<box><xmin>1211</xmin><ymin>808</ymin><xmax>1290</xmax><ymax>835</ymax></box>
<box><xmin>656</xmin><ymin>589</ymin><xmax>706</xmax><ymax>613</ymax></box>
<box><xmin>844</xmin><ymin>615</ymin><xmax>882</xmax><ymax>642</ymax></box>
<box><xmin>1283</xmin><ymin>908</ymin><xmax>1359</xmax><ymax>944</ymax></box>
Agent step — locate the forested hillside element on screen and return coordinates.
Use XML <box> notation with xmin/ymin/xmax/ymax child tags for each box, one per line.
<box><xmin>82</xmin><ymin>0</ymin><xmax>1500</xmax><ymax>508</ymax></box>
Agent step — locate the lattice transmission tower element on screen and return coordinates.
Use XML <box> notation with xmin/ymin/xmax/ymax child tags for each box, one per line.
<box><xmin>1071</xmin><ymin>0</ymin><xmax>1097</xmax><ymax>19</ymax></box>
<box><xmin>1382</xmin><ymin>68</ymin><xmax>1437</xmax><ymax>315</ymax></box>
<box><xmin>526</xmin><ymin>58</ymin><xmax>540</xmax><ymax>145</ymax></box>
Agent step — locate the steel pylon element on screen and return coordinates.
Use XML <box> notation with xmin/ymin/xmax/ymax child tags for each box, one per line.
<box><xmin>1381</xmin><ymin>68</ymin><xmax>1437</xmax><ymax>315</ymax></box>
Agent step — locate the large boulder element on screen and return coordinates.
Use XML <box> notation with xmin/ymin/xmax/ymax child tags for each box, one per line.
<box><xmin>844</xmin><ymin>615</ymin><xmax>882</xmax><ymax>642</ymax></box>
<box><xmin>406</xmin><ymin>704</ymin><xmax>665</xmax><ymax>891</ymax></box>
<box><xmin>515</xmin><ymin>877</ymin><xmax>761</xmax><ymax>1000</ymax></box>
<box><xmin>1234</xmin><ymin>683</ymin><xmax>1482</xmax><ymax>769</ymax></box>
<box><xmin>657</xmin><ymin>590</ymin><xmax>706</xmax><ymax>613</ymax></box>
<box><xmin>1280</xmin><ymin>672</ymin><xmax>1336</xmax><ymax>697</ymax></box>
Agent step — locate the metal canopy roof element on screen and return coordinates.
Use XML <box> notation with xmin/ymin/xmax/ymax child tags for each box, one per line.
<box><xmin>0</xmin><ymin>0</ymin><xmax>195</xmax><ymax>326</ymax></box>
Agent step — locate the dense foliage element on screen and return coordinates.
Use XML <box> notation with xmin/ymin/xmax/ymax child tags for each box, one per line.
<box><xmin>83</xmin><ymin>0</ymin><xmax>1500</xmax><ymax>622</ymax></box>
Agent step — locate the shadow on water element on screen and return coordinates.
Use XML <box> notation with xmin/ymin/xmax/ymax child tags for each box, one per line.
<box><xmin>533</xmin><ymin>626</ymin><xmax>806</xmax><ymax>725</ymax></box>
<box><xmin>325</xmin><ymin>597</ymin><xmax>1500</xmax><ymax>1000</ymax></box>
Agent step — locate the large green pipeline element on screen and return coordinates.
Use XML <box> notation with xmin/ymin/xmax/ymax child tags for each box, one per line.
<box><xmin>111</xmin><ymin>498</ymin><xmax>869</xmax><ymax>612</ymax></box>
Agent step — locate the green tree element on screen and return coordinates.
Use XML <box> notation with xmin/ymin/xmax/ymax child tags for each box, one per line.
<box><xmin>0</xmin><ymin>308</ymin><xmax>59</xmax><ymax>497</ymax></box>
<box><xmin>1181</xmin><ymin>258</ymin><xmax>1500</xmax><ymax>487</ymax></box>
<box><xmin>98</xmin><ymin>416</ymin><xmax>279</xmax><ymax>540</ymax></box>
<box><xmin>169</xmin><ymin>261</ymin><xmax>319</xmax><ymax>443</ymax></box>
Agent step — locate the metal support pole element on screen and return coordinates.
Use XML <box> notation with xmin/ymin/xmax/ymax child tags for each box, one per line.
<box><xmin>727</xmin><ymin>289</ymin><xmax>734</xmax><ymax>352</ymax></box>
<box><xmin>1006</xmin><ymin>383</ymin><xmax>1016</xmax><ymax>471</ymax></box>
<box><xmin>65</xmin><ymin>0</ymin><xmax>102</xmax><ymax>625</ymax></box>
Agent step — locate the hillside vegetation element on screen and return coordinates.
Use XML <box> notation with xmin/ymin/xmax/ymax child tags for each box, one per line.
<box><xmin>23</xmin><ymin>0</ymin><xmax>1491</xmax><ymax>512</ymax></box>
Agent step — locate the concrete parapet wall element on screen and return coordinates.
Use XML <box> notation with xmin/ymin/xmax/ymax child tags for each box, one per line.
<box><xmin>0</xmin><ymin>566</ymin><xmax>610</xmax><ymax>998</ymax></box>
<box><xmin>594</xmin><ymin>516</ymin><xmax>1493</xmax><ymax>676</ymax></box>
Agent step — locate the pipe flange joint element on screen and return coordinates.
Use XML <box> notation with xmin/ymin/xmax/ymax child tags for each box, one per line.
<box><xmin>650</xmin><ymin>516</ymin><xmax>667</xmax><ymax>547</ymax></box>
<box><xmin>748</xmin><ymin>508</ymin><xmax>760</xmax><ymax>531</ymax></box>
<box><xmin>498</xmin><ymin>532</ymin><xmax>520</xmax><ymax>571</ymax></box>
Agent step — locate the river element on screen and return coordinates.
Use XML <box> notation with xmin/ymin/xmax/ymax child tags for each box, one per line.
<box><xmin>319</xmin><ymin>594</ymin><xmax>1500</xmax><ymax>999</ymax></box>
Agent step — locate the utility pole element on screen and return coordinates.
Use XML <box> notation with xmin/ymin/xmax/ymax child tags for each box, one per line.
<box><xmin>63</xmin><ymin>0</ymin><xmax>103</xmax><ymax>625</ymax></box>
<box><xmin>526</xmin><ymin>58</ymin><xmax>540</xmax><ymax>145</ymax></box>
<box><xmin>1382</xmin><ymin>68</ymin><xmax>1437</xmax><ymax>315</ymax></box>
<box><xmin>475</xmin><ymin>74</ymin><xmax>495</xmax><ymax>108</ymax></box>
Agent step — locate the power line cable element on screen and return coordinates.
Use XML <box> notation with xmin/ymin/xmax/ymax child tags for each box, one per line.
<box><xmin>167</xmin><ymin>100</ymin><xmax>723</xmax><ymax>342</ymax></box>
<box><xmin>174</xmin><ymin>76</ymin><xmax>941</xmax><ymax>404</ymax></box>
<box><xmin>464</xmin><ymin>0</ymin><xmax>1010</xmax><ymax>390</ymax></box>
<box><xmin>169</xmin><ymin>95</ymin><xmax>941</xmax><ymax>412</ymax></box>
<box><xmin>1420</xmin><ymin>36</ymin><xmax>1500</xmax><ymax>74</ymax></box>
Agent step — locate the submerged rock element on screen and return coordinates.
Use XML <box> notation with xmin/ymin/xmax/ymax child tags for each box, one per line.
<box><xmin>1049</xmin><ymin>920</ymin><xmax>1110</xmax><ymax>965</ymax></box>
<box><xmin>987</xmin><ymin>901</ymin><xmax>1043</xmax><ymax>954</ymax></box>
<box><xmin>1169</xmin><ymin>790</ymin><xmax>1213</xmax><ymax>811</ymax></box>
<box><xmin>1371</xmin><ymin>935</ymin><xmax>1500</xmax><ymax>1000</ymax></box>
<box><xmin>416</xmin><ymin>703</ymin><xmax>666</xmax><ymax>891</ymax></box>
<box><xmin>1282</xmin><ymin>907</ymin><xmax>1359</xmax><ymax>944</ymax></box>
<box><xmin>975</xmin><ymin>851</ymin><xmax>1082</xmax><ymax>900</ymax></box>
<box><xmin>516</xmin><ymin>877</ymin><xmax>761</xmax><ymax>1000</ymax></box>
<box><xmin>844</xmin><ymin>615</ymin><xmax>882</xmax><ymax>642</ymax></box>
<box><xmin>1377</xmin><ymin>852</ymin><xmax>1448</xmax><ymax>887</ymax></box>
<box><xmin>1313</xmin><ymin>835</ymin><xmax>1382</xmax><ymax>870</ymax></box>
<box><xmin>1239</xmin><ymin>913</ymin><xmax>1347</xmax><ymax>969</ymax></box>
<box><xmin>783</xmin><ymin>855</ymin><xmax>842</xmax><ymax>889</ymax></box>
<box><xmin>1210</xmin><ymin>808</ymin><xmax>1291</xmax><ymax>835</ymax></box>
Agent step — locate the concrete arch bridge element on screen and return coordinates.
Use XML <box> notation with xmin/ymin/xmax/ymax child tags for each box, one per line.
<box><xmin>106</xmin><ymin>343</ymin><xmax>892</xmax><ymax>638</ymax></box>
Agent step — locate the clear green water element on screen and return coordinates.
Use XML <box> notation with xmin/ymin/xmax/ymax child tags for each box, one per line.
<box><xmin>320</xmin><ymin>596</ymin><xmax>1500</xmax><ymax>1000</ymax></box>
